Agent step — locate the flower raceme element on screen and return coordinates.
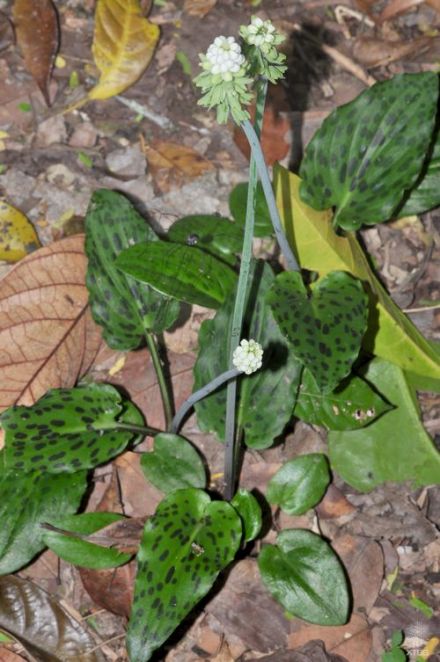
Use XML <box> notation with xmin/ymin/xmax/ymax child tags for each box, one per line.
<box><xmin>232</xmin><ymin>339</ymin><xmax>264</xmax><ymax>375</ymax></box>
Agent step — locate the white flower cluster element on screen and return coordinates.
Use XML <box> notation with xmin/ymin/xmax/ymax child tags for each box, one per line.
<box><xmin>232</xmin><ymin>339</ymin><xmax>263</xmax><ymax>375</ymax></box>
<box><xmin>205</xmin><ymin>36</ymin><xmax>245</xmax><ymax>81</ymax></box>
<box><xmin>243</xmin><ymin>16</ymin><xmax>276</xmax><ymax>48</ymax></box>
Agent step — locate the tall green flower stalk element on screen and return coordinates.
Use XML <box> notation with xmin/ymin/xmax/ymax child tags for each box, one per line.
<box><xmin>191</xmin><ymin>17</ymin><xmax>298</xmax><ymax>499</ymax></box>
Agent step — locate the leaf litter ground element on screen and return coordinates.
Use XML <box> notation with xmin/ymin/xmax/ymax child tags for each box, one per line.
<box><xmin>0</xmin><ymin>0</ymin><xmax>439</xmax><ymax>660</ymax></box>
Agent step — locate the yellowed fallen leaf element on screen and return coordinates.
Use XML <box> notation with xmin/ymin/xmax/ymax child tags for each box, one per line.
<box><xmin>88</xmin><ymin>0</ymin><xmax>159</xmax><ymax>101</ymax></box>
<box><xmin>0</xmin><ymin>200</ymin><xmax>41</xmax><ymax>262</ymax></box>
<box><xmin>143</xmin><ymin>139</ymin><xmax>214</xmax><ymax>192</ymax></box>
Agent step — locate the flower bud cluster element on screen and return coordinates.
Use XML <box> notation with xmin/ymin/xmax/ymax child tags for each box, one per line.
<box><xmin>205</xmin><ymin>36</ymin><xmax>245</xmax><ymax>81</ymax></box>
<box><xmin>232</xmin><ymin>339</ymin><xmax>264</xmax><ymax>375</ymax></box>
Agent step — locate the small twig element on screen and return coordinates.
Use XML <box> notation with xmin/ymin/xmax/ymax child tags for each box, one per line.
<box><xmin>116</xmin><ymin>95</ymin><xmax>174</xmax><ymax>129</ymax></box>
<box><xmin>85</xmin><ymin>632</ymin><xmax>126</xmax><ymax>656</ymax></box>
<box><xmin>403</xmin><ymin>304</ymin><xmax>440</xmax><ymax>313</ymax></box>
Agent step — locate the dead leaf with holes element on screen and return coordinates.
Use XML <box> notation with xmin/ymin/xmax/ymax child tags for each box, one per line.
<box><xmin>0</xmin><ymin>200</ymin><xmax>41</xmax><ymax>262</ymax></box>
<box><xmin>12</xmin><ymin>0</ymin><xmax>60</xmax><ymax>105</ymax></box>
<box><xmin>142</xmin><ymin>139</ymin><xmax>215</xmax><ymax>193</ymax></box>
<box><xmin>183</xmin><ymin>0</ymin><xmax>218</xmax><ymax>18</ymax></box>
<box><xmin>0</xmin><ymin>235</ymin><xmax>102</xmax><ymax>414</ymax></box>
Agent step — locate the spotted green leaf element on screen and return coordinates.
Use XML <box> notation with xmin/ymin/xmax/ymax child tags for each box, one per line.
<box><xmin>167</xmin><ymin>215</ymin><xmax>242</xmax><ymax>265</ymax></box>
<box><xmin>116</xmin><ymin>240</ymin><xmax>237</xmax><ymax>309</ymax></box>
<box><xmin>140</xmin><ymin>433</ymin><xmax>206</xmax><ymax>494</ymax></box>
<box><xmin>231</xmin><ymin>489</ymin><xmax>262</xmax><ymax>542</ymax></box>
<box><xmin>267</xmin><ymin>271</ymin><xmax>368</xmax><ymax>393</ymax></box>
<box><xmin>85</xmin><ymin>189</ymin><xmax>180</xmax><ymax>350</ymax></box>
<box><xmin>274</xmin><ymin>168</ymin><xmax>440</xmax><ymax>381</ymax></box>
<box><xmin>258</xmin><ymin>529</ymin><xmax>349</xmax><ymax>625</ymax></box>
<box><xmin>299</xmin><ymin>72</ymin><xmax>439</xmax><ymax>230</ymax></box>
<box><xmin>1</xmin><ymin>383</ymin><xmax>145</xmax><ymax>474</ymax></box>
<box><xmin>266</xmin><ymin>454</ymin><xmax>330</xmax><ymax>515</ymax></box>
<box><xmin>329</xmin><ymin>358</ymin><xmax>440</xmax><ymax>491</ymax></box>
<box><xmin>397</xmin><ymin>127</ymin><xmax>440</xmax><ymax>217</ymax></box>
<box><xmin>194</xmin><ymin>261</ymin><xmax>302</xmax><ymax>448</ymax></box>
<box><xmin>0</xmin><ymin>457</ymin><xmax>87</xmax><ymax>574</ymax></box>
<box><xmin>229</xmin><ymin>181</ymin><xmax>273</xmax><ymax>237</ymax></box>
<box><xmin>294</xmin><ymin>367</ymin><xmax>392</xmax><ymax>430</ymax></box>
<box><xmin>127</xmin><ymin>488</ymin><xmax>242</xmax><ymax>662</ymax></box>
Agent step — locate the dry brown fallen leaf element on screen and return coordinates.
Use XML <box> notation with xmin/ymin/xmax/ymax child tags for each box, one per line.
<box><xmin>12</xmin><ymin>0</ymin><xmax>60</xmax><ymax>105</ymax></box>
<box><xmin>0</xmin><ymin>234</ymin><xmax>102</xmax><ymax>413</ymax></box>
<box><xmin>183</xmin><ymin>0</ymin><xmax>218</xmax><ymax>17</ymax></box>
<box><xmin>234</xmin><ymin>104</ymin><xmax>291</xmax><ymax>166</ymax></box>
<box><xmin>0</xmin><ymin>649</ymin><xmax>27</xmax><ymax>662</ymax></box>
<box><xmin>353</xmin><ymin>35</ymin><xmax>433</xmax><ymax>66</ymax></box>
<box><xmin>288</xmin><ymin>613</ymin><xmax>373</xmax><ymax>662</ymax></box>
<box><xmin>141</xmin><ymin>139</ymin><xmax>215</xmax><ymax>194</ymax></box>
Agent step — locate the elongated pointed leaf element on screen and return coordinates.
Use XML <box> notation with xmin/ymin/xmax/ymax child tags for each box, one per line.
<box><xmin>88</xmin><ymin>0</ymin><xmax>159</xmax><ymax>101</ymax></box>
<box><xmin>167</xmin><ymin>215</ymin><xmax>242</xmax><ymax>265</ymax></box>
<box><xmin>140</xmin><ymin>433</ymin><xmax>206</xmax><ymax>494</ymax></box>
<box><xmin>229</xmin><ymin>181</ymin><xmax>273</xmax><ymax>237</ymax></box>
<box><xmin>266</xmin><ymin>454</ymin><xmax>330</xmax><ymax>515</ymax></box>
<box><xmin>42</xmin><ymin>529</ymin><xmax>131</xmax><ymax>569</ymax></box>
<box><xmin>299</xmin><ymin>72</ymin><xmax>438</xmax><ymax>230</ymax></box>
<box><xmin>267</xmin><ymin>271</ymin><xmax>368</xmax><ymax>393</ymax></box>
<box><xmin>294</xmin><ymin>367</ymin><xmax>392</xmax><ymax>430</ymax></box>
<box><xmin>275</xmin><ymin>168</ymin><xmax>440</xmax><ymax>380</ymax></box>
<box><xmin>231</xmin><ymin>489</ymin><xmax>262</xmax><ymax>542</ymax></box>
<box><xmin>194</xmin><ymin>261</ymin><xmax>302</xmax><ymax>448</ymax></box>
<box><xmin>258</xmin><ymin>529</ymin><xmax>349</xmax><ymax>625</ymax></box>
<box><xmin>116</xmin><ymin>241</ymin><xmax>237</xmax><ymax>309</ymax></box>
<box><xmin>1</xmin><ymin>383</ymin><xmax>144</xmax><ymax>474</ymax></box>
<box><xmin>328</xmin><ymin>358</ymin><xmax>440</xmax><ymax>491</ymax></box>
<box><xmin>127</xmin><ymin>488</ymin><xmax>242</xmax><ymax>662</ymax></box>
<box><xmin>0</xmin><ymin>459</ymin><xmax>87</xmax><ymax>574</ymax></box>
<box><xmin>0</xmin><ymin>576</ymin><xmax>103</xmax><ymax>660</ymax></box>
<box><xmin>398</xmin><ymin>127</ymin><xmax>440</xmax><ymax>217</ymax></box>
<box><xmin>85</xmin><ymin>189</ymin><xmax>180</xmax><ymax>350</ymax></box>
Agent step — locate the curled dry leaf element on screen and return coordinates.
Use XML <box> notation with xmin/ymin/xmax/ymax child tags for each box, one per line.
<box><xmin>12</xmin><ymin>0</ymin><xmax>60</xmax><ymax>106</ymax></box>
<box><xmin>142</xmin><ymin>139</ymin><xmax>215</xmax><ymax>193</ymax></box>
<box><xmin>0</xmin><ymin>235</ymin><xmax>101</xmax><ymax>413</ymax></box>
<box><xmin>87</xmin><ymin>0</ymin><xmax>160</xmax><ymax>101</ymax></box>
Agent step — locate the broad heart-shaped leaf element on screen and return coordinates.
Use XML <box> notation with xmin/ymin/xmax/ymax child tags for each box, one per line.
<box><xmin>0</xmin><ymin>575</ymin><xmax>104</xmax><ymax>661</ymax></box>
<box><xmin>275</xmin><ymin>168</ymin><xmax>440</xmax><ymax>381</ymax></box>
<box><xmin>85</xmin><ymin>189</ymin><xmax>179</xmax><ymax>350</ymax></box>
<box><xmin>194</xmin><ymin>260</ymin><xmax>302</xmax><ymax>448</ymax></box>
<box><xmin>1</xmin><ymin>383</ymin><xmax>144</xmax><ymax>474</ymax></box>
<box><xmin>266</xmin><ymin>454</ymin><xmax>330</xmax><ymax>515</ymax></box>
<box><xmin>140</xmin><ymin>433</ymin><xmax>206</xmax><ymax>494</ymax></box>
<box><xmin>294</xmin><ymin>367</ymin><xmax>392</xmax><ymax>430</ymax></box>
<box><xmin>167</xmin><ymin>215</ymin><xmax>242</xmax><ymax>266</ymax></box>
<box><xmin>231</xmin><ymin>489</ymin><xmax>262</xmax><ymax>542</ymax></box>
<box><xmin>116</xmin><ymin>241</ymin><xmax>237</xmax><ymax>309</ymax></box>
<box><xmin>0</xmin><ymin>200</ymin><xmax>40</xmax><ymax>262</ymax></box>
<box><xmin>126</xmin><ymin>488</ymin><xmax>242</xmax><ymax>662</ymax></box>
<box><xmin>229</xmin><ymin>181</ymin><xmax>273</xmax><ymax>237</ymax></box>
<box><xmin>88</xmin><ymin>0</ymin><xmax>159</xmax><ymax>101</ymax></box>
<box><xmin>0</xmin><ymin>458</ymin><xmax>87</xmax><ymax>574</ymax></box>
<box><xmin>397</xmin><ymin>126</ymin><xmax>440</xmax><ymax>217</ymax></box>
<box><xmin>258</xmin><ymin>529</ymin><xmax>349</xmax><ymax>626</ymax></box>
<box><xmin>299</xmin><ymin>72</ymin><xmax>439</xmax><ymax>230</ymax></box>
<box><xmin>267</xmin><ymin>271</ymin><xmax>368</xmax><ymax>393</ymax></box>
<box><xmin>328</xmin><ymin>358</ymin><xmax>440</xmax><ymax>491</ymax></box>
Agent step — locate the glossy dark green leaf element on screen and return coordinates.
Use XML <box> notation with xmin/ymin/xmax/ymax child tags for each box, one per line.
<box><xmin>0</xmin><ymin>461</ymin><xmax>87</xmax><ymax>575</ymax></box>
<box><xmin>267</xmin><ymin>271</ymin><xmax>368</xmax><ymax>393</ymax></box>
<box><xmin>229</xmin><ymin>181</ymin><xmax>273</xmax><ymax>237</ymax></box>
<box><xmin>127</xmin><ymin>488</ymin><xmax>242</xmax><ymax>662</ymax></box>
<box><xmin>116</xmin><ymin>240</ymin><xmax>237</xmax><ymax>309</ymax></box>
<box><xmin>194</xmin><ymin>261</ymin><xmax>302</xmax><ymax>449</ymax></box>
<box><xmin>299</xmin><ymin>72</ymin><xmax>439</xmax><ymax>230</ymax></box>
<box><xmin>258</xmin><ymin>529</ymin><xmax>349</xmax><ymax>625</ymax></box>
<box><xmin>1</xmin><ymin>383</ymin><xmax>145</xmax><ymax>474</ymax></box>
<box><xmin>329</xmin><ymin>358</ymin><xmax>440</xmax><ymax>491</ymax></box>
<box><xmin>42</xmin><ymin>529</ymin><xmax>131</xmax><ymax>569</ymax></box>
<box><xmin>266</xmin><ymin>454</ymin><xmax>330</xmax><ymax>515</ymax></box>
<box><xmin>231</xmin><ymin>489</ymin><xmax>262</xmax><ymax>542</ymax></box>
<box><xmin>167</xmin><ymin>215</ymin><xmax>242</xmax><ymax>265</ymax></box>
<box><xmin>48</xmin><ymin>511</ymin><xmax>125</xmax><ymax>535</ymax></box>
<box><xmin>85</xmin><ymin>189</ymin><xmax>180</xmax><ymax>350</ymax></box>
<box><xmin>140</xmin><ymin>433</ymin><xmax>206</xmax><ymax>494</ymax></box>
<box><xmin>294</xmin><ymin>367</ymin><xmax>392</xmax><ymax>430</ymax></box>
<box><xmin>397</xmin><ymin>127</ymin><xmax>440</xmax><ymax>217</ymax></box>
<box><xmin>0</xmin><ymin>575</ymin><xmax>104</xmax><ymax>661</ymax></box>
